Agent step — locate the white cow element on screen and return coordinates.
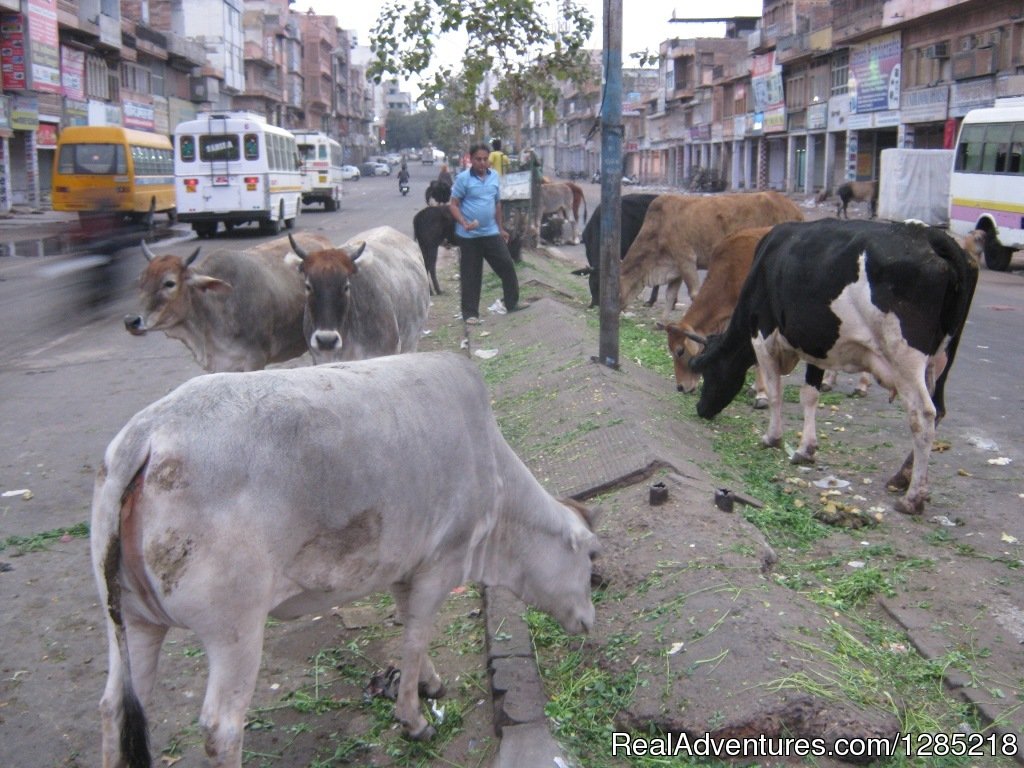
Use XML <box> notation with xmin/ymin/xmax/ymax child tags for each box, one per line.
<box><xmin>91</xmin><ymin>352</ymin><xmax>599</xmax><ymax>767</ymax></box>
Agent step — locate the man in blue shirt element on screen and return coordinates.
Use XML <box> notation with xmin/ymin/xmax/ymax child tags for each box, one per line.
<box><xmin>448</xmin><ymin>143</ymin><xmax>521</xmax><ymax>324</ymax></box>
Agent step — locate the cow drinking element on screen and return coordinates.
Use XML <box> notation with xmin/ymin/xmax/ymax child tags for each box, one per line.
<box><xmin>91</xmin><ymin>351</ymin><xmax>599</xmax><ymax>767</ymax></box>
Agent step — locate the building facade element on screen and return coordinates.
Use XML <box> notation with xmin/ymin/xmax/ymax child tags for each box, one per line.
<box><xmin>0</xmin><ymin>0</ymin><xmax>383</xmax><ymax>211</ymax></box>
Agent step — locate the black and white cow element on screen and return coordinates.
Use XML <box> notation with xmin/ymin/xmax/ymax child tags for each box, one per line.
<box><xmin>573</xmin><ymin>193</ymin><xmax>659</xmax><ymax>307</ymax></box>
<box><xmin>689</xmin><ymin>218</ymin><xmax>978</xmax><ymax>515</ymax></box>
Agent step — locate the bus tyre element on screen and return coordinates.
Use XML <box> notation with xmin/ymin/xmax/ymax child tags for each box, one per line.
<box><xmin>260</xmin><ymin>216</ymin><xmax>282</xmax><ymax>236</ymax></box>
<box><xmin>193</xmin><ymin>222</ymin><xmax>217</xmax><ymax>239</ymax></box>
<box><xmin>983</xmin><ymin>231</ymin><xmax>1013</xmax><ymax>271</ymax></box>
<box><xmin>325</xmin><ymin>196</ymin><xmax>336</xmax><ymax>212</ymax></box>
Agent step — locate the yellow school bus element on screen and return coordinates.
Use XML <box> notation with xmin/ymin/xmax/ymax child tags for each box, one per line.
<box><xmin>51</xmin><ymin>125</ymin><xmax>176</xmax><ymax>224</ymax></box>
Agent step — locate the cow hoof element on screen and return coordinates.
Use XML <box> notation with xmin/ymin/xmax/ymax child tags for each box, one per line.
<box><xmin>407</xmin><ymin>723</ymin><xmax>436</xmax><ymax>741</ymax></box>
<box><xmin>820</xmin><ymin>382</ymin><xmax>833</xmax><ymax>393</ymax></box>
<box><xmin>886</xmin><ymin>473</ymin><xmax>911</xmax><ymax>492</ymax></box>
<box><xmin>761</xmin><ymin>437</ymin><xmax>782</xmax><ymax>449</ymax></box>
<box><xmin>752</xmin><ymin>396</ymin><xmax>769</xmax><ymax>410</ymax></box>
<box><xmin>419</xmin><ymin>681</ymin><xmax>446</xmax><ymax>699</ymax></box>
<box><xmin>790</xmin><ymin>451</ymin><xmax>816</xmax><ymax>466</ymax></box>
<box><xmin>851</xmin><ymin>388</ymin><xmax>868</xmax><ymax>398</ymax></box>
<box><xmin>894</xmin><ymin>496</ymin><xmax>924</xmax><ymax>516</ymax></box>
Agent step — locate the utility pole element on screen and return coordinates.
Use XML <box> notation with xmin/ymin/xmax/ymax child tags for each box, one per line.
<box><xmin>597</xmin><ymin>0</ymin><xmax>623</xmax><ymax>369</ymax></box>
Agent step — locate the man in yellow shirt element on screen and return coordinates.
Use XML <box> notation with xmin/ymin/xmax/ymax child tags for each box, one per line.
<box><xmin>488</xmin><ymin>138</ymin><xmax>510</xmax><ymax>177</ymax></box>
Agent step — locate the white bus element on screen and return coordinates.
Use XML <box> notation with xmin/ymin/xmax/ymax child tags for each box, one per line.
<box><xmin>174</xmin><ymin>112</ymin><xmax>303</xmax><ymax>238</ymax></box>
<box><xmin>948</xmin><ymin>98</ymin><xmax>1024</xmax><ymax>271</ymax></box>
<box><xmin>293</xmin><ymin>130</ymin><xmax>343</xmax><ymax>211</ymax></box>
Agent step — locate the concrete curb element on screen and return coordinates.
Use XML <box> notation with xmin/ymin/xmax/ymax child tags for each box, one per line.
<box><xmin>485</xmin><ymin>586</ymin><xmax>574</xmax><ymax>768</ymax></box>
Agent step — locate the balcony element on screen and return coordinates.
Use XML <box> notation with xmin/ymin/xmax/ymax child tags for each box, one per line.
<box><xmin>166</xmin><ymin>32</ymin><xmax>207</xmax><ymax>70</ymax></box>
<box><xmin>832</xmin><ymin>0</ymin><xmax>885</xmax><ymax>44</ymax></box>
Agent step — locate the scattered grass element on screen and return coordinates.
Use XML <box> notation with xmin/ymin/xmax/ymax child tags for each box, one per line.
<box><xmin>1</xmin><ymin>522</ymin><xmax>89</xmax><ymax>553</ymax></box>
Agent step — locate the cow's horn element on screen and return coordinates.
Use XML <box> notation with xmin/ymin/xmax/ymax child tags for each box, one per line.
<box><xmin>288</xmin><ymin>233</ymin><xmax>308</xmax><ymax>261</ymax></box>
<box><xmin>140</xmin><ymin>239</ymin><xmax>157</xmax><ymax>262</ymax></box>
<box><xmin>350</xmin><ymin>242</ymin><xmax>366</xmax><ymax>263</ymax></box>
<box><xmin>185</xmin><ymin>247</ymin><xmax>201</xmax><ymax>267</ymax></box>
<box><xmin>682</xmin><ymin>330</ymin><xmax>707</xmax><ymax>346</ymax></box>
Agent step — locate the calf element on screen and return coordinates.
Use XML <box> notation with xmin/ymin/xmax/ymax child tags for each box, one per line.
<box><xmin>289</xmin><ymin>227</ymin><xmax>430</xmax><ymax>363</ymax></box>
<box><xmin>91</xmin><ymin>351</ymin><xmax>599</xmax><ymax>767</ymax></box>
<box><xmin>124</xmin><ymin>233</ymin><xmax>332</xmax><ymax>372</ymax></box>
<box><xmin>835</xmin><ymin>180</ymin><xmax>877</xmax><ymax>219</ymax></box>
<box><xmin>425</xmin><ymin>179</ymin><xmax>452</xmax><ymax>206</ymax></box>
<box><xmin>412</xmin><ymin>205</ymin><xmax>454</xmax><ymax>295</ymax></box>
<box><xmin>689</xmin><ymin>219</ymin><xmax>978</xmax><ymax>515</ymax></box>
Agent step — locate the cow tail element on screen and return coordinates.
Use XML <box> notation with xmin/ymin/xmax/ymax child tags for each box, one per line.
<box><xmin>928</xmin><ymin>231</ymin><xmax>981</xmax><ymax>422</ymax></box>
<box><xmin>104</xmin><ymin>461</ymin><xmax>152</xmax><ymax>768</ymax></box>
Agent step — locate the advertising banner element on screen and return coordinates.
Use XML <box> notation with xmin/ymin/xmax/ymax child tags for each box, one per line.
<box><xmin>61</xmin><ymin>45</ymin><xmax>85</xmax><ymax>100</ymax></box>
<box><xmin>0</xmin><ymin>13</ymin><xmax>26</xmax><ymax>90</ymax></box>
<box><xmin>849</xmin><ymin>32</ymin><xmax>901</xmax><ymax>113</ymax></box>
<box><xmin>26</xmin><ymin>0</ymin><xmax>60</xmax><ymax>93</ymax></box>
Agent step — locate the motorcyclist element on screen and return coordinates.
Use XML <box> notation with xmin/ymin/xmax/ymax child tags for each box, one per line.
<box><xmin>398</xmin><ymin>163</ymin><xmax>410</xmax><ymax>191</ymax></box>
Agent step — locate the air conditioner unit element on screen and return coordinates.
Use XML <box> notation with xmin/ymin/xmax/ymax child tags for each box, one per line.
<box><xmin>960</xmin><ymin>36</ymin><xmax>977</xmax><ymax>51</ymax></box>
<box><xmin>924</xmin><ymin>43</ymin><xmax>949</xmax><ymax>59</ymax></box>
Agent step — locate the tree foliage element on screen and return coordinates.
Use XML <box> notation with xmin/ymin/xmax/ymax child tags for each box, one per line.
<box><xmin>368</xmin><ymin>0</ymin><xmax>594</xmax><ymax>144</ymax></box>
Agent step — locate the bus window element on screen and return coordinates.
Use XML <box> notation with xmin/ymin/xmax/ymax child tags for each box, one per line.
<box><xmin>318</xmin><ymin>145</ymin><xmax>327</xmax><ymax>160</ymax></box>
<box><xmin>180</xmin><ymin>135</ymin><xmax>196</xmax><ymax>162</ymax></box>
<box><xmin>244</xmin><ymin>133</ymin><xmax>259</xmax><ymax>161</ymax></box>
<box><xmin>201</xmin><ymin>135</ymin><xmax>240</xmax><ymax>162</ymax></box>
<box><xmin>982</xmin><ymin>123</ymin><xmax>1013</xmax><ymax>172</ymax></box>
<box><xmin>956</xmin><ymin>124</ymin><xmax>985</xmax><ymax>172</ymax></box>
<box><xmin>60</xmin><ymin>144</ymin><xmax>127</xmax><ymax>175</ymax></box>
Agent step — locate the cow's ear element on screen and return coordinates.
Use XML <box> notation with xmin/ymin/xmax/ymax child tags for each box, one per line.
<box><xmin>188</xmin><ymin>274</ymin><xmax>233</xmax><ymax>294</ymax></box>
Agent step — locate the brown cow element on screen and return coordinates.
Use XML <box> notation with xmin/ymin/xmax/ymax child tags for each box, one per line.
<box><xmin>619</xmin><ymin>191</ymin><xmax>804</xmax><ymax>320</ymax></box>
<box><xmin>664</xmin><ymin>227</ymin><xmax>773</xmax><ymax>398</ymax></box>
<box><xmin>124</xmin><ymin>232</ymin><xmax>333</xmax><ymax>372</ymax></box>
<box><xmin>664</xmin><ymin>226</ymin><xmax>870</xmax><ymax>402</ymax></box>
<box><xmin>817</xmin><ymin>181</ymin><xmax>878</xmax><ymax>218</ymax></box>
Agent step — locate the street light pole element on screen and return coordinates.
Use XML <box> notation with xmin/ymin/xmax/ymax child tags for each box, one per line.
<box><xmin>597</xmin><ymin>0</ymin><xmax>623</xmax><ymax>369</ymax></box>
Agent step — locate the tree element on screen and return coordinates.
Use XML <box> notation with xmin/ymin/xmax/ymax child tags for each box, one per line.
<box><xmin>368</xmin><ymin>0</ymin><xmax>594</xmax><ymax>145</ymax></box>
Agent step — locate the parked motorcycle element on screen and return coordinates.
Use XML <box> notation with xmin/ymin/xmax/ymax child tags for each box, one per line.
<box><xmin>622</xmin><ymin>174</ymin><xmax>639</xmax><ymax>186</ymax></box>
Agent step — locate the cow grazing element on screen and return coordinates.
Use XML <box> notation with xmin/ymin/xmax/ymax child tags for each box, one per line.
<box><xmin>619</xmin><ymin>191</ymin><xmax>804</xmax><ymax>320</ymax></box>
<box><xmin>688</xmin><ymin>218</ymin><xmax>978</xmax><ymax>515</ymax></box>
<box><xmin>664</xmin><ymin>227</ymin><xmax>871</xmax><ymax>405</ymax></box>
<box><xmin>425</xmin><ymin>179</ymin><xmax>452</xmax><ymax>206</ymax></box>
<box><xmin>412</xmin><ymin>205</ymin><xmax>454</xmax><ymax>295</ymax></box>
<box><xmin>664</xmin><ymin>227</ymin><xmax>773</xmax><ymax>398</ymax></box>
<box><xmin>124</xmin><ymin>233</ymin><xmax>332</xmax><ymax>372</ymax></box>
<box><xmin>91</xmin><ymin>351</ymin><xmax>599</xmax><ymax>767</ymax></box>
<box><xmin>289</xmin><ymin>227</ymin><xmax>430</xmax><ymax>364</ymax></box>
<box><xmin>833</xmin><ymin>180</ymin><xmax>877</xmax><ymax>219</ymax></box>
<box><xmin>575</xmin><ymin>193</ymin><xmax>659</xmax><ymax>307</ymax></box>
